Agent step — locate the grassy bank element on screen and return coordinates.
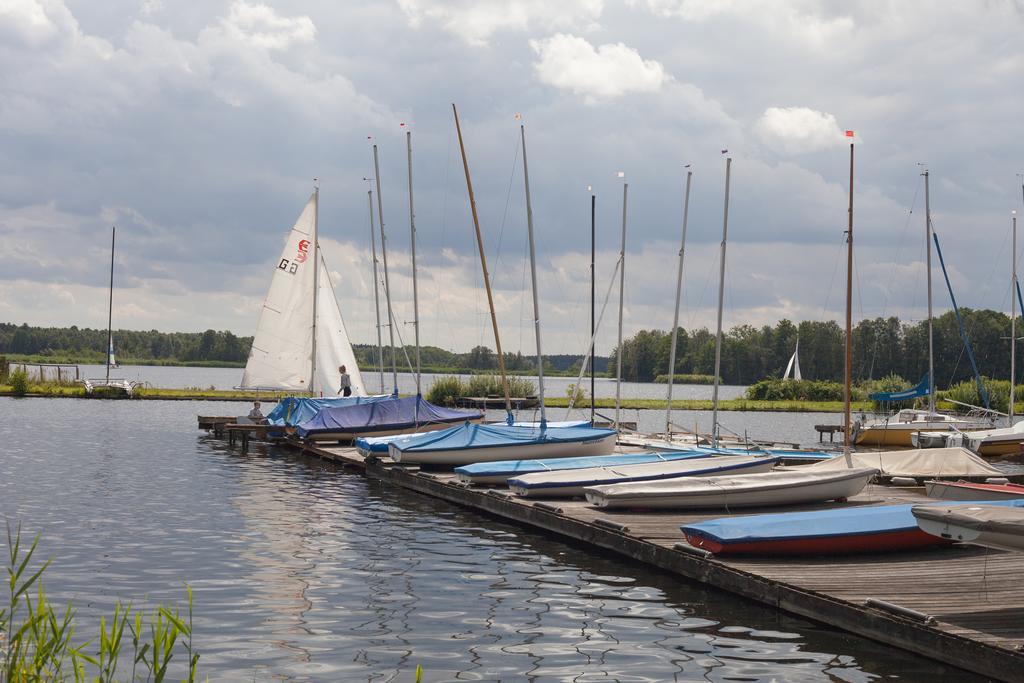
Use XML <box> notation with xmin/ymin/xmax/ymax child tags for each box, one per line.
<box><xmin>546</xmin><ymin>397</ymin><xmax>880</xmax><ymax>413</ymax></box>
<box><xmin>0</xmin><ymin>382</ymin><xmax>297</xmax><ymax>401</ymax></box>
<box><xmin>6</xmin><ymin>353</ymin><xmax>245</xmax><ymax>368</ymax></box>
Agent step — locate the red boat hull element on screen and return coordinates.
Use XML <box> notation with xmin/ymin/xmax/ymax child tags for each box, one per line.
<box><xmin>684</xmin><ymin>528</ymin><xmax>953</xmax><ymax>556</ymax></box>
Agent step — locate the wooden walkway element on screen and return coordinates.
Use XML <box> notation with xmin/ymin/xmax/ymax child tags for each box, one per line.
<box><xmin>217</xmin><ymin>433</ymin><xmax>1024</xmax><ymax>682</ymax></box>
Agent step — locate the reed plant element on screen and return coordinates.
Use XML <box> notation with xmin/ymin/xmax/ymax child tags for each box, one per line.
<box><xmin>1</xmin><ymin>523</ymin><xmax>199</xmax><ymax>682</ymax></box>
<box><xmin>652</xmin><ymin>374</ymin><xmax>718</xmax><ymax>385</ymax></box>
<box><xmin>425</xmin><ymin>375</ymin><xmax>537</xmax><ymax>406</ymax></box>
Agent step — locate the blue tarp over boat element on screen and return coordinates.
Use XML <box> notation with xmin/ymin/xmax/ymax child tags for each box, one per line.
<box><xmin>295</xmin><ymin>395</ymin><xmax>481</xmax><ymax>438</ymax></box>
<box><xmin>354</xmin><ymin>420</ymin><xmax>594</xmax><ymax>455</ymax></box>
<box><xmin>267</xmin><ymin>395</ymin><xmax>394</xmax><ymax>427</ymax></box>
<box><xmin>869</xmin><ymin>375</ymin><xmax>930</xmax><ymax>402</ymax></box>
<box><xmin>454</xmin><ymin>450</ymin><xmax>711</xmax><ymax>481</ymax></box>
<box><xmin>390</xmin><ymin>423</ymin><xmax>618</xmax><ymax>454</ymax></box>
<box><xmin>681</xmin><ymin>498</ymin><xmax>1024</xmax><ymax>555</ymax></box>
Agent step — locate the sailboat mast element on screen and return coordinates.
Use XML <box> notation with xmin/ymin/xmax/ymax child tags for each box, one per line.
<box><xmin>367</xmin><ymin>188</ymin><xmax>385</xmax><ymax>394</ymax></box>
<box><xmin>372</xmin><ymin>145</ymin><xmax>399</xmax><ymax>395</ymax></box>
<box><xmin>844</xmin><ymin>140</ymin><xmax>854</xmax><ymax>460</ymax></box>
<box><xmin>666</xmin><ymin>170</ymin><xmax>692</xmax><ymax>436</ymax></box>
<box><xmin>924</xmin><ymin>170</ymin><xmax>935</xmax><ymax>413</ymax></box>
<box><xmin>452</xmin><ymin>103</ymin><xmax>513</xmax><ymax>419</ymax></box>
<box><xmin>711</xmin><ymin>156</ymin><xmax>732</xmax><ymax>447</ymax></box>
<box><xmin>520</xmin><ymin>124</ymin><xmax>546</xmax><ymax>427</ymax></box>
<box><xmin>1012</xmin><ymin>211</ymin><xmax>1018</xmax><ymax>423</ymax></box>
<box><xmin>106</xmin><ymin>225</ymin><xmax>115</xmax><ymax>383</ymax></box>
<box><xmin>590</xmin><ymin>190</ymin><xmax>596</xmax><ymax>424</ymax></box>
<box><xmin>614</xmin><ymin>179</ymin><xmax>628</xmax><ymax>430</ymax></box>
<box><xmin>407</xmin><ymin>130</ymin><xmax>422</xmax><ymax>395</ymax></box>
<box><xmin>310</xmin><ymin>183</ymin><xmax>320</xmax><ymax>395</ymax></box>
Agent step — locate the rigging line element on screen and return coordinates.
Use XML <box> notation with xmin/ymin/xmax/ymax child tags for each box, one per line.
<box><xmin>566</xmin><ymin>256</ymin><xmax>623</xmax><ymax>416</ymax></box>
<box><xmin>436</xmin><ymin>125</ymin><xmax>454</xmax><ymax>346</ymax></box>
<box><xmin>490</xmin><ymin>134</ymin><xmax>522</xmax><ymax>275</ymax></box>
<box><xmin>818</xmin><ymin>233</ymin><xmax>845</xmax><ymax>319</ymax></box>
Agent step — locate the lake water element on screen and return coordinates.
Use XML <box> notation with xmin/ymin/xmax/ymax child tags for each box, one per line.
<box><xmin>0</xmin><ymin>394</ymin><xmax>986</xmax><ymax>681</ymax></box>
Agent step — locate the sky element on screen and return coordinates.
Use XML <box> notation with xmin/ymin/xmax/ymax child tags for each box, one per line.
<box><xmin>2</xmin><ymin>0</ymin><xmax>1024</xmax><ymax>357</ymax></box>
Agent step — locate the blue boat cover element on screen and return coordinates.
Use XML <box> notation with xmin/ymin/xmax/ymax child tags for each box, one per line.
<box><xmin>267</xmin><ymin>395</ymin><xmax>393</xmax><ymax>427</ymax></box>
<box><xmin>355</xmin><ymin>420</ymin><xmax>596</xmax><ymax>454</ymax></box>
<box><xmin>681</xmin><ymin>498</ymin><xmax>1024</xmax><ymax>545</ymax></box>
<box><xmin>454</xmin><ymin>450</ymin><xmax>712</xmax><ymax>479</ymax></box>
<box><xmin>693</xmin><ymin>446</ymin><xmax>832</xmax><ymax>462</ymax></box>
<box><xmin>390</xmin><ymin>423</ymin><xmax>617</xmax><ymax>454</ymax></box>
<box><xmin>869</xmin><ymin>375</ymin><xmax>930</xmax><ymax>402</ymax></box>
<box><xmin>295</xmin><ymin>395</ymin><xmax>482</xmax><ymax>437</ymax></box>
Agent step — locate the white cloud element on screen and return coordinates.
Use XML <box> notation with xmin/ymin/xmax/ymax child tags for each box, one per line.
<box><xmin>530</xmin><ymin>33</ymin><xmax>667</xmax><ymax>101</ymax></box>
<box><xmin>756</xmin><ymin>106</ymin><xmax>846</xmax><ymax>155</ymax></box>
<box><xmin>221</xmin><ymin>1</ymin><xmax>316</xmax><ymax>51</ymax></box>
<box><xmin>398</xmin><ymin>0</ymin><xmax>603</xmax><ymax>46</ymax></box>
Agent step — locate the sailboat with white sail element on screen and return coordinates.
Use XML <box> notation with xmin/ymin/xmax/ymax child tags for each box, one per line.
<box><xmin>782</xmin><ymin>337</ymin><xmax>801</xmax><ymax>380</ymax></box>
<box><xmin>241</xmin><ymin>187</ymin><xmax>366</xmax><ymax>396</ymax></box>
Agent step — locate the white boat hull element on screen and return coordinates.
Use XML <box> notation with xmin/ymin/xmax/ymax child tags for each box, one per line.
<box><xmin>913</xmin><ymin>504</ymin><xmax>1024</xmax><ymax>552</ymax></box>
<box><xmin>924</xmin><ymin>480</ymin><xmax>1024</xmax><ymax>501</ymax></box>
<box><xmin>584</xmin><ymin>468</ymin><xmax>877</xmax><ymax>510</ymax></box>
<box><xmin>508</xmin><ymin>456</ymin><xmax>777</xmax><ymax>498</ymax></box>
<box><xmin>390</xmin><ymin>433</ymin><xmax>618</xmax><ymax>466</ymax></box>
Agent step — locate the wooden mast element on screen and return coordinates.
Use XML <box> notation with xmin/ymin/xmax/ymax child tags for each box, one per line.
<box><xmin>452</xmin><ymin>103</ymin><xmax>513</xmax><ymax>420</ymax></box>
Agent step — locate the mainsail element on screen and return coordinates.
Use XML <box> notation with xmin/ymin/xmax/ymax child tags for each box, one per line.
<box><xmin>241</xmin><ymin>192</ymin><xmax>364</xmax><ymax>396</ymax></box>
<box><xmin>107</xmin><ymin>339</ymin><xmax>116</xmax><ymax>368</ymax></box>
<box><xmin>783</xmin><ymin>339</ymin><xmax>802</xmax><ymax>380</ymax></box>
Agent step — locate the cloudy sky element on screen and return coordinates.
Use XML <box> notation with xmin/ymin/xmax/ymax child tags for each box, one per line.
<box><xmin>3</xmin><ymin>0</ymin><xmax>1024</xmax><ymax>356</ymax></box>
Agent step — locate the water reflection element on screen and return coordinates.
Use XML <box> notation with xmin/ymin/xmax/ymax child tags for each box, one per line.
<box><xmin>0</xmin><ymin>398</ymin><xmax>982</xmax><ymax>682</ymax></box>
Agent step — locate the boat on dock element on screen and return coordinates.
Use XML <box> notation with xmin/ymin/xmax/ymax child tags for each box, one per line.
<box><xmin>913</xmin><ymin>503</ymin><xmax>1024</xmax><ymax>552</ymax></box>
<box><xmin>354</xmin><ymin>420</ymin><xmax>592</xmax><ymax>456</ymax></box>
<box><xmin>388</xmin><ymin>422</ymin><xmax>618</xmax><ymax>466</ymax></box>
<box><xmin>295</xmin><ymin>395</ymin><xmax>481</xmax><ymax>442</ymax></box>
<box><xmin>924</xmin><ymin>479</ymin><xmax>1024</xmax><ymax>501</ymax></box>
<box><xmin>454</xmin><ymin>450</ymin><xmax>713</xmax><ymax>486</ymax></box>
<box><xmin>506</xmin><ymin>454</ymin><xmax>777</xmax><ymax>498</ymax></box>
<box><xmin>802</xmin><ymin>447</ymin><xmax>1005</xmax><ymax>482</ymax></box>
<box><xmin>584</xmin><ymin>467</ymin><xmax>877</xmax><ymax>510</ymax></box>
<box><xmin>682</xmin><ymin>498</ymin><xmax>1024</xmax><ymax>556</ymax></box>
<box><xmin>267</xmin><ymin>395</ymin><xmax>393</xmax><ymax>428</ymax></box>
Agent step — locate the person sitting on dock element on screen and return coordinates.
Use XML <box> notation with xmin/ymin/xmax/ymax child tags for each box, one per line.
<box><xmin>248</xmin><ymin>401</ymin><xmax>265</xmax><ymax>423</ymax></box>
<box><xmin>338</xmin><ymin>365</ymin><xmax>352</xmax><ymax>397</ymax></box>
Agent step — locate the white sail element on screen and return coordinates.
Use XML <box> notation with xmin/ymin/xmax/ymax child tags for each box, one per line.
<box><xmin>783</xmin><ymin>339</ymin><xmax>802</xmax><ymax>380</ymax></box>
<box><xmin>241</xmin><ymin>195</ymin><xmax>318</xmax><ymax>391</ymax></box>
<box><xmin>313</xmin><ymin>254</ymin><xmax>366</xmax><ymax>396</ymax></box>
<box><xmin>107</xmin><ymin>339</ymin><xmax>116</xmax><ymax>368</ymax></box>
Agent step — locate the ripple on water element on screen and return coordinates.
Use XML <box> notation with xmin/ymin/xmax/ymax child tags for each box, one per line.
<box><xmin>0</xmin><ymin>397</ymin><xmax>989</xmax><ymax>682</ymax></box>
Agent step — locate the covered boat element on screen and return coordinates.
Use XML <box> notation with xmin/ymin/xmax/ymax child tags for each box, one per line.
<box><xmin>355</xmin><ymin>420</ymin><xmax>593</xmax><ymax>457</ymax></box>
<box><xmin>295</xmin><ymin>395</ymin><xmax>481</xmax><ymax>442</ymax></box>
<box><xmin>584</xmin><ymin>467</ymin><xmax>877</xmax><ymax>510</ymax></box>
<box><xmin>267</xmin><ymin>395</ymin><xmax>393</xmax><ymax>428</ymax></box>
<box><xmin>802</xmin><ymin>448</ymin><xmax>1004</xmax><ymax>481</ymax></box>
<box><xmin>388</xmin><ymin>423</ymin><xmax>617</xmax><ymax>466</ymax></box>
<box><xmin>913</xmin><ymin>503</ymin><xmax>1024</xmax><ymax>552</ymax></box>
<box><xmin>924</xmin><ymin>480</ymin><xmax>1024</xmax><ymax>501</ymax></box>
<box><xmin>682</xmin><ymin>498</ymin><xmax>1024</xmax><ymax>556</ymax></box>
<box><xmin>454</xmin><ymin>450</ymin><xmax>712</xmax><ymax>486</ymax></box>
<box><xmin>508</xmin><ymin>455</ymin><xmax>778</xmax><ymax>498</ymax></box>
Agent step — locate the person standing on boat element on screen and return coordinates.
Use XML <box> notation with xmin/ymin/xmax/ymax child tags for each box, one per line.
<box><xmin>338</xmin><ymin>366</ymin><xmax>352</xmax><ymax>397</ymax></box>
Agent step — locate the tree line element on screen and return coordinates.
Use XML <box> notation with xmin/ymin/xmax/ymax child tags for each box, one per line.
<box><xmin>608</xmin><ymin>309</ymin><xmax>1020</xmax><ymax>388</ymax></box>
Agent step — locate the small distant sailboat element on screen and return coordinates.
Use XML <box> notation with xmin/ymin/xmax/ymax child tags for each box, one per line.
<box><xmin>106</xmin><ymin>338</ymin><xmax>118</xmax><ymax>369</ymax></box>
<box><xmin>82</xmin><ymin>226</ymin><xmax>135</xmax><ymax>395</ymax></box>
<box><xmin>782</xmin><ymin>337</ymin><xmax>801</xmax><ymax>380</ymax></box>
<box><xmin>241</xmin><ymin>186</ymin><xmax>366</xmax><ymax>396</ymax></box>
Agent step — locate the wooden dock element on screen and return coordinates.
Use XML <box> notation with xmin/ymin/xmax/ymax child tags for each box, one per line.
<box><xmin>208</xmin><ymin>430</ymin><xmax>1024</xmax><ymax>682</ymax></box>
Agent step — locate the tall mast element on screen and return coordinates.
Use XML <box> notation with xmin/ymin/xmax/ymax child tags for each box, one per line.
<box><xmin>666</xmin><ymin>170</ymin><xmax>692</xmax><ymax>436</ymax></box>
<box><xmin>373</xmin><ymin>145</ymin><xmax>399</xmax><ymax>395</ymax></box>
<box><xmin>614</xmin><ymin>177</ymin><xmax>628</xmax><ymax>430</ymax></box>
<box><xmin>106</xmin><ymin>225</ymin><xmax>115</xmax><ymax>383</ymax></box>
<box><xmin>590</xmin><ymin>189</ymin><xmax>596</xmax><ymax>424</ymax></box>
<box><xmin>521</xmin><ymin>124</ymin><xmax>546</xmax><ymax>427</ymax></box>
<box><xmin>366</xmin><ymin>187</ymin><xmax>385</xmax><ymax>394</ymax></box>
<box><xmin>1012</xmin><ymin>210</ymin><xmax>1018</xmax><ymax>423</ymax></box>
<box><xmin>711</xmin><ymin>156</ymin><xmax>732</xmax><ymax>447</ymax></box>
<box><xmin>452</xmin><ymin>103</ymin><xmax>513</xmax><ymax>421</ymax></box>
<box><xmin>923</xmin><ymin>169</ymin><xmax>935</xmax><ymax>413</ymax></box>
<box><xmin>844</xmin><ymin>139</ymin><xmax>854</xmax><ymax>462</ymax></box>
<box><xmin>407</xmin><ymin>130</ymin><xmax>422</xmax><ymax>396</ymax></box>
<box><xmin>310</xmin><ymin>182</ymin><xmax>320</xmax><ymax>395</ymax></box>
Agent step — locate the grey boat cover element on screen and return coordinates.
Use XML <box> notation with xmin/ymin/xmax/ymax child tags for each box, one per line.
<box><xmin>912</xmin><ymin>504</ymin><xmax>1024</xmax><ymax>536</ymax></box>
<box><xmin>803</xmin><ymin>448</ymin><xmax>1002</xmax><ymax>479</ymax></box>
